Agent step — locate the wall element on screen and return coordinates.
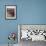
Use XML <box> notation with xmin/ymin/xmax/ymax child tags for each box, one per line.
<box><xmin>0</xmin><ymin>0</ymin><xmax>46</xmax><ymax>44</ymax></box>
<box><xmin>0</xmin><ymin>0</ymin><xmax>18</xmax><ymax>44</ymax></box>
<box><xmin>19</xmin><ymin>0</ymin><xmax>46</xmax><ymax>24</ymax></box>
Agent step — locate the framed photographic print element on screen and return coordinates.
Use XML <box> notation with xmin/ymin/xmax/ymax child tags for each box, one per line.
<box><xmin>5</xmin><ymin>5</ymin><xmax>16</xmax><ymax>20</ymax></box>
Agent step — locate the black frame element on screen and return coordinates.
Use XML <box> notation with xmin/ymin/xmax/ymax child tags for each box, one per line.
<box><xmin>5</xmin><ymin>5</ymin><xmax>17</xmax><ymax>20</ymax></box>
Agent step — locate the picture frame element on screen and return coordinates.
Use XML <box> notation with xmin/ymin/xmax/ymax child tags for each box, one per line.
<box><xmin>5</xmin><ymin>5</ymin><xmax>16</xmax><ymax>20</ymax></box>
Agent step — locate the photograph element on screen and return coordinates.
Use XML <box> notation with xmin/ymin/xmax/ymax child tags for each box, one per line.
<box><xmin>5</xmin><ymin>5</ymin><xmax>16</xmax><ymax>20</ymax></box>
